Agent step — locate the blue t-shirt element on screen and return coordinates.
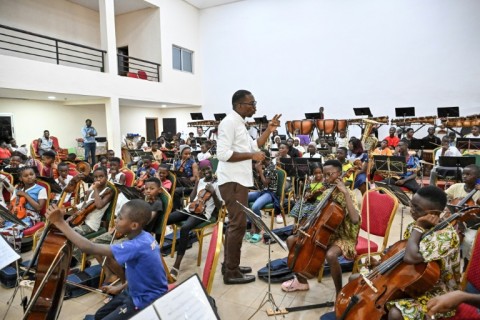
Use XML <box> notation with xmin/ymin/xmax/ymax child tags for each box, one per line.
<box><xmin>111</xmin><ymin>231</ymin><xmax>168</xmax><ymax>309</ymax></box>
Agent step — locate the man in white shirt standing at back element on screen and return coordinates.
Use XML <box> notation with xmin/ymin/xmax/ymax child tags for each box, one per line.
<box><xmin>217</xmin><ymin>89</ymin><xmax>281</xmax><ymax>285</ymax></box>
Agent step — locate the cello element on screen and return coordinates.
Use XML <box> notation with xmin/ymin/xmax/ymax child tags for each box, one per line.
<box><xmin>21</xmin><ymin>163</ymin><xmax>89</xmax><ymax>320</ymax></box>
<box><xmin>335</xmin><ymin>205</ymin><xmax>479</xmax><ymax>320</ymax></box>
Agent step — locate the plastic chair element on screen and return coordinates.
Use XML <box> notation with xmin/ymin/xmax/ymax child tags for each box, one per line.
<box><xmin>202</xmin><ymin>221</ymin><xmax>224</xmax><ymax>294</ymax></box>
<box><xmin>137</xmin><ymin>70</ymin><xmax>148</xmax><ymax>80</ymax></box>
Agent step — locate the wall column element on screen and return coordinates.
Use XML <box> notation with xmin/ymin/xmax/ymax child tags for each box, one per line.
<box><xmin>105</xmin><ymin>97</ymin><xmax>121</xmax><ymax>156</ymax></box>
<box><xmin>99</xmin><ymin>0</ymin><xmax>118</xmax><ymax>74</ymax></box>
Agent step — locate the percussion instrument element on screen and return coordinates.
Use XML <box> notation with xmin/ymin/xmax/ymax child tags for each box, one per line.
<box><xmin>315</xmin><ymin>119</ymin><xmax>337</xmax><ymax>135</ymax></box>
<box><xmin>390</xmin><ymin>116</ymin><xmax>436</xmax><ymax>126</ymax></box>
<box><xmin>440</xmin><ymin>114</ymin><xmax>480</xmax><ymax>128</ymax></box>
<box><xmin>336</xmin><ymin>120</ymin><xmax>348</xmax><ymax>132</ymax></box>
<box><xmin>347</xmin><ymin>116</ymin><xmax>389</xmax><ymax>125</ymax></box>
<box><xmin>187</xmin><ymin>120</ymin><xmax>219</xmax><ymax>127</ymax></box>
<box><xmin>286</xmin><ymin>120</ymin><xmax>315</xmax><ymax>136</ymax></box>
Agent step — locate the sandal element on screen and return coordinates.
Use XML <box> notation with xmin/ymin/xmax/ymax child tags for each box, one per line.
<box><xmin>170</xmin><ymin>267</ymin><xmax>179</xmax><ymax>281</ymax></box>
<box><xmin>249</xmin><ymin>233</ymin><xmax>262</xmax><ymax>243</ymax></box>
<box><xmin>281</xmin><ymin>277</ymin><xmax>309</xmax><ymax>292</ymax></box>
<box><xmin>244</xmin><ymin>232</ymin><xmax>252</xmax><ymax>241</ymax></box>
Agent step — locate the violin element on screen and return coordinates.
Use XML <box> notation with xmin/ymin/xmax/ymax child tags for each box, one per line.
<box><xmin>66</xmin><ymin>187</ymin><xmax>112</xmax><ymax>226</ymax></box>
<box><xmin>188</xmin><ymin>179</ymin><xmax>217</xmax><ymax>215</ymax></box>
<box><xmin>9</xmin><ymin>185</ymin><xmax>27</xmax><ymax>219</ymax></box>
<box><xmin>136</xmin><ymin>170</ymin><xmax>151</xmax><ymax>188</ymax></box>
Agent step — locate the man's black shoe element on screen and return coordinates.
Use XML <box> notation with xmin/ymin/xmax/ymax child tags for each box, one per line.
<box><xmin>221</xmin><ymin>263</ymin><xmax>252</xmax><ymax>275</ymax></box>
<box><xmin>223</xmin><ymin>273</ymin><xmax>256</xmax><ymax>285</ymax></box>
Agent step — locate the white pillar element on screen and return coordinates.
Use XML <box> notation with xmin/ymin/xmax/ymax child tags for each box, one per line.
<box><xmin>99</xmin><ymin>0</ymin><xmax>118</xmax><ymax>74</ymax></box>
<box><xmin>105</xmin><ymin>97</ymin><xmax>121</xmax><ymax>156</ymax></box>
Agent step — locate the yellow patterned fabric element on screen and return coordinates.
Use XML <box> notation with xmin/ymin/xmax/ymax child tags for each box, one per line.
<box><xmin>386</xmin><ymin>222</ymin><xmax>461</xmax><ymax>319</ymax></box>
<box><xmin>318</xmin><ymin>188</ymin><xmax>360</xmax><ymax>260</ymax></box>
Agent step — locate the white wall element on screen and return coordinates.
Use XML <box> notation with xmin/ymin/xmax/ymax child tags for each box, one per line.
<box><xmin>120</xmin><ymin>105</ymin><xmax>202</xmax><ymax>138</ymax></box>
<box><xmin>199</xmin><ymin>0</ymin><xmax>480</xmax><ymax>138</ymax></box>
<box><xmin>0</xmin><ymin>0</ymin><xmax>100</xmax><ymax>48</ymax></box>
<box><xmin>0</xmin><ymin>99</ymin><xmax>107</xmax><ymax>149</ymax></box>
<box><xmin>116</xmin><ymin>8</ymin><xmax>162</xmax><ymax>66</ymax></box>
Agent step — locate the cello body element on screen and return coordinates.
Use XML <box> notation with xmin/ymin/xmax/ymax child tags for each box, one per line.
<box><xmin>287</xmin><ymin>198</ymin><xmax>345</xmax><ymax>279</ymax></box>
<box><xmin>335</xmin><ymin>240</ymin><xmax>440</xmax><ymax>320</ymax></box>
<box><xmin>26</xmin><ymin>229</ymin><xmax>73</xmax><ymax>320</ymax></box>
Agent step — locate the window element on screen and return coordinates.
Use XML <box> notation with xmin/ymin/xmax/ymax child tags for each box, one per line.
<box><xmin>172</xmin><ymin>45</ymin><xmax>193</xmax><ymax>72</ymax></box>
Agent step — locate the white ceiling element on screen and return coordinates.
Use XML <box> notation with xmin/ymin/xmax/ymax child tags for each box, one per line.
<box><xmin>183</xmin><ymin>0</ymin><xmax>244</xmax><ymax>9</ymax></box>
<box><xmin>67</xmin><ymin>0</ymin><xmax>154</xmax><ymax>15</ymax></box>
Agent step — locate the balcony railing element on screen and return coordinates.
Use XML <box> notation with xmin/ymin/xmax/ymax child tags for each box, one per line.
<box><xmin>0</xmin><ymin>24</ymin><xmax>105</xmax><ymax>72</ymax></box>
<box><xmin>117</xmin><ymin>53</ymin><xmax>161</xmax><ymax>82</ymax></box>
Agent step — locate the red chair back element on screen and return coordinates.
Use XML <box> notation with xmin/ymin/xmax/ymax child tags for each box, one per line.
<box><xmin>121</xmin><ymin>168</ymin><xmax>136</xmax><ymax>187</ymax></box>
<box><xmin>137</xmin><ymin>70</ymin><xmax>147</xmax><ymax>80</ymax></box>
<box><xmin>151</xmin><ymin>161</ymin><xmax>160</xmax><ymax>171</ymax></box>
<box><xmin>360</xmin><ymin>188</ymin><xmax>398</xmax><ymax>237</ymax></box>
<box><xmin>202</xmin><ymin>224</ymin><xmax>219</xmax><ymax>289</ymax></box>
<box><xmin>466</xmin><ymin>230</ymin><xmax>480</xmax><ymax>291</ymax></box>
<box><xmin>32</xmin><ymin>180</ymin><xmax>51</xmax><ymax>216</ymax></box>
<box><xmin>1</xmin><ymin>172</ymin><xmax>13</xmax><ymax>203</ymax></box>
<box><xmin>127</xmin><ymin>72</ymin><xmax>138</xmax><ymax>78</ymax></box>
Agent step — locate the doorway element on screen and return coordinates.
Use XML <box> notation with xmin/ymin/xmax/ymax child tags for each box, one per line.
<box><xmin>146</xmin><ymin>118</ymin><xmax>158</xmax><ymax>142</ymax></box>
<box><xmin>117</xmin><ymin>46</ymin><xmax>129</xmax><ymax>76</ymax></box>
<box><xmin>0</xmin><ymin>114</ymin><xmax>14</xmax><ymax>143</ymax></box>
<box><xmin>162</xmin><ymin>118</ymin><xmax>177</xmax><ymax>141</ymax></box>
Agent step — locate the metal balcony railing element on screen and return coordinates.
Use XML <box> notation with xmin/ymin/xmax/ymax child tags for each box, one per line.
<box><xmin>0</xmin><ymin>24</ymin><xmax>106</xmax><ymax>72</ymax></box>
<box><xmin>117</xmin><ymin>53</ymin><xmax>161</xmax><ymax>82</ymax></box>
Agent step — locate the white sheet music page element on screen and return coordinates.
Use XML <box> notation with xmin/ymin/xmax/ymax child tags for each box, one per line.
<box><xmin>130</xmin><ymin>305</ymin><xmax>159</xmax><ymax>320</ymax></box>
<box><xmin>154</xmin><ymin>275</ymin><xmax>218</xmax><ymax>320</ymax></box>
<box><xmin>0</xmin><ymin>236</ymin><xmax>21</xmax><ymax>269</ymax></box>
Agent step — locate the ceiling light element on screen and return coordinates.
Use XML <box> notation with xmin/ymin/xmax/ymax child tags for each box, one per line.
<box><xmin>47</xmin><ymin>96</ymin><xmax>56</xmax><ymax>100</ymax></box>
<box><xmin>161</xmin><ymin>104</ymin><xmax>167</xmax><ymax>108</ymax></box>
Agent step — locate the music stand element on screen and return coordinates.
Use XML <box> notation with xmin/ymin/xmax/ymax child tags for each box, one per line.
<box><xmin>236</xmin><ymin>201</ymin><xmax>288</xmax><ymax>317</ymax></box>
<box><xmin>373</xmin><ymin>155</ymin><xmax>406</xmax><ymax>177</ymax></box>
<box><xmin>409</xmin><ymin>139</ymin><xmax>425</xmax><ymax>151</ymax></box>
<box><xmin>304</xmin><ymin>113</ymin><xmax>322</xmax><ymax>119</ymax></box>
<box><xmin>457</xmin><ymin>138</ymin><xmax>480</xmax><ymax>150</ymax></box>
<box><xmin>279</xmin><ymin>158</ymin><xmax>296</xmax><ymax>178</ymax></box>
<box><xmin>190</xmin><ymin>113</ymin><xmax>203</xmax><ymax>121</ymax></box>
<box><xmin>213</xmin><ymin>113</ymin><xmax>226</xmax><ymax>121</ymax></box>
<box><xmin>438</xmin><ymin>156</ymin><xmax>476</xmax><ymax>182</ymax></box>
<box><xmin>37</xmin><ymin>177</ymin><xmax>63</xmax><ymax>194</ymax></box>
<box><xmin>437</xmin><ymin>107</ymin><xmax>459</xmax><ymax>118</ymax></box>
<box><xmin>353</xmin><ymin>107</ymin><xmax>373</xmax><ymax>117</ymax></box>
<box><xmin>293</xmin><ymin>158</ymin><xmax>322</xmax><ymax>178</ymax></box>
<box><xmin>3</xmin><ymin>167</ymin><xmax>19</xmax><ymax>185</ymax></box>
<box><xmin>395</xmin><ymin>107</ymin><xmax>415</xmax><ymax>118</ymax></box>
<box><xmin>254</xmin><ymin>116</ymin><xmax>268</xmax><ymax>124</ymax></box>
<box><xmin>114</xmin><ymin>183</ymin><xmax>143</xmax><ymax>200</ymax></box>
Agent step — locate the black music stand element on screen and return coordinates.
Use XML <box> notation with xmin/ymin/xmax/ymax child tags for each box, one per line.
<box><xmin>373</xmin><ymin>155</ymin><xmax>406</xmax><ymax>176</ymax></box>
<box><xmin>395</xmin><ymin>107</ymin><xmax>415</xmax><ymax>118</ymax></box>
<box><xmin>37</xmin><ymin>177</ymin><xmax>63</xmax><ymax>194</ymax></box>
<box><xmin>437</xmin><ymin>106</ymin><xmax>459</xmax><ymax>118</ymax></box>
<box><xmin>114</xmin><ymin>183</ymin><xmax>143</xmax><ymax>200</ymax></box>
<box><xmin>457</xmin><ymin>138</ymin><xmax>480</xmax><ymax>150</ymax></box>
<box><xmin>304</xmin><ymin>113</ymin><xmax>322</xmax><ymax>119</ymax></box>
<box><xmin>279</xmin><ymin>158</ymin><xmax>295</xmax><ymax>177</ymax></box>
<box><xmin>293</xmin><ymin>158</ymin><xmax>322</xmax><ymax>178</ymax></box>
<box><xmin>213</xmin><ymin>113</ymin><xmax>226</xmax><ymax>121</ymax></box>
<box><xmin>353</xmin><ymin>107</ymin><xmax>373</xmax><ymax>117</ymax></box>
<box><xmin>190</xmin><ymin>113</ymin><xmax>204</xmax><ymax>120</ymax></box>
<box><xmin>438</xmin><ymin>156</ymin><xmax>476</xmax><ymax>182</ymax></box>
<box><xmin>3</xmin><ymin>167</ymin><xmax>19</xmax><ymax>185</ymax></box>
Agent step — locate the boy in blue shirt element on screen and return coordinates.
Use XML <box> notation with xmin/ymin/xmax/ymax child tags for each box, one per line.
<box><xmin>46</xmin><ymin>199</ymin><xmax>168</xmax><ymax>319</ymax></box>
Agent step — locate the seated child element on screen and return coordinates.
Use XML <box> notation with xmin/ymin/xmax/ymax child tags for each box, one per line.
<box><xmin>289</xmin><ymin>164</ymin><xmax>324</xmax><ymax>221</ymax></box>
<box><xmin>155</xmin><ymin>164</ymin><xmax>172</xmax><ymax>192</ymax></box>
<box><xmin>108</xmin><ymin>157</ymin><xmax>126</xmax><ymax>185</ymax></box>
<box><xmin>197</xmin><ymin>143</ymin><xmax>212</xmax><ymax>162</ymax></box>
<box><xmin>0</xmin><ymin>167</ymin><xmax>47</xmax><ymax>248</ymax></box>
<box><xmin>41</xmin><ymin>150</ymin><xmax>57</xmax><ymax>178</ymax></box>
<box><xmin>281</xmin><ymin>160</ymin><xmax>359</xmax><ymax>295</ymax></box>
<box><xmin>135</xmin><ymin>156</ymin><xmax>156</xmax><ymax>191</ymax></box>
<box><xmin>385</xmin><ymin>186</ymin><xmax>461</xmax><ymax>320</ymax></box>
<box><xmin>149</xmin><ymin>142</ymin><xmax>164</xmax><ymax>163</ymax></box>
<box><xmin>53</xmin><ymin>162</ymin><xmax>73</xmax><ymax>205</ymax></box>
<box><xmin>46</xmin><ymin>199</ymin><xmax>168</xmax><ymax>319</ymax></box>
<box><xmin>4</xmin><ymin>155</ymin><xmax>24</xmax><ymax>169</ymax></box>
<box><xmin>167</xmin><ymin>165</ymin><xmax>222</xmax><ymax>280</ymax></box>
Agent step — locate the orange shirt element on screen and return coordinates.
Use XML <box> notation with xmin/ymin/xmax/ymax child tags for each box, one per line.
<box><xmin>373</xmin><ymin>147</ymin><xmax>393</xmax><ymax>156</ymax></box>
<box><xmin>384</xmin><ymin>136</ymin><xmax>400</xmax><ymax>148</ymax></box>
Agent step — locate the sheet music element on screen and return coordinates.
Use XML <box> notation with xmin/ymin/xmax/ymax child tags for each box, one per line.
<box><xmin>130</xmin><ymin>305</ymin><xmax>160</xmax><ymax>320</ymax></box>
<box><xmin>0</xmin><ymin>236</ymin><xmax>21</xmax><ymax>269</ymax></box>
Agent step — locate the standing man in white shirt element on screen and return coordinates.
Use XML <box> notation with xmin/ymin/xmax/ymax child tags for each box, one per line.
<box><xmin>217</xmin><ymin>89</ymin><xmax>281</xmax><ymax>285</ymax></box>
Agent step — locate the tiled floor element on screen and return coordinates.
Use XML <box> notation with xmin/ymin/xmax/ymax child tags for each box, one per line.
<box><xmin>0</xmin><ymin>191</ymin><xmax>413</xmax><ymax>320</ymax></box>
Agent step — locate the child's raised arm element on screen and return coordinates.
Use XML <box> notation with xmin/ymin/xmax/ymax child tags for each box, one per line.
<box><xmin>46</xmin><ymin>204</ymin><xmax>113</xmax><ymax>258</ymax></box>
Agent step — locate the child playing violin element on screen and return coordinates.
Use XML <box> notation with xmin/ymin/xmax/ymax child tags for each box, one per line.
<box><xmin>135</xmin><ymin>155</ymin><xmax>156</xmax><ymax>192</ymax></box>
<box><xmin>386</xmin><ymin>186</ymin><xmax>461</xmax><ymax>320</ymax></box>
<box><xmin>70</xmin><ymin>167</ymin><xmax>114</xmax><ymax>265</ymax></box>
<box><xmin>444</xmin><ymin>164</ymin><xmax>480</xmax><ymax>264</ymax></box>
<box><xmin>282</xmin><ymin>160</ymin><xmax>360</xmax><ymax>295</ymax></box>
<box><xmin>0</xmin><ymin>166</ymin><xmax>47</xmax><ymax>248</ymax></box>
<box><xmin>53</xmin><ymin>162</ymin><xmax>73</xmax><ymax>205</ymax></box>
<box><xmin>108</xmin><ymin>157</ymin><xmax>126</xmax><ymax>185</ymax></box>
<box><xmin>288</xmin><ymin>164</ymin><xmax>324</xmax><ymax>221</ymax></box>
<box><xmin>46</xmin><ymin>199</ymin><xmax>168</xmax><ymax>320</ymax></box>
<box><xmin>167</xmin><ymin>165</ymin><xmax>222</xmax><ymax>280</ymax></box>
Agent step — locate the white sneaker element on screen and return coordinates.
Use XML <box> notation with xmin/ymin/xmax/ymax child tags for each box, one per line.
<box><xmin>275</xmin><ymin>215</ymin><xmax>284</xmax><ymax>224</ymax></box>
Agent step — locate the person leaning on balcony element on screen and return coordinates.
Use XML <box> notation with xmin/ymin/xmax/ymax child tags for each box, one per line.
<box><xmin>82</xmin><ymin>119</ymin><xmax>98</xmax><ymax>166</ymax></box>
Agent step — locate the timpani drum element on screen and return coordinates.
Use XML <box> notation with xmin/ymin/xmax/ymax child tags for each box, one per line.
<box><xmin>336</xmin><ymin>120</ymin><xmax>348</xmax><ymax>133</ymax></box>
<box><xmin>315</xmin><ymin>119</ymin><xmax>337</xmax><ymax>135</ymax></box>
<box><xmin>285</xmin><ymin>120</ymin><xmax>315</xmax><ymax>135</ymax></box>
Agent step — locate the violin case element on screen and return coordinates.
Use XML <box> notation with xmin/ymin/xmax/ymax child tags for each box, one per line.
<box><xmin>0</xmin><ymin>265</ymin><xmax>19</xmax><ymax>288</ymax></box>
<box><xmin>64</xmin><ymin>264</ymin><xmax>102</xmax><ymax>299</ymax></box>
<box><xmin>161</xmin><ymin>230</ymin><xmax>197</xmax><ymax>256</ymax></box>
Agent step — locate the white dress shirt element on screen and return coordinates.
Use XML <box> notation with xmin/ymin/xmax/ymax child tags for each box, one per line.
<box><xmin>216</xmin><ymin>111</ymin><xmax>260</xmax><ymax>187</ymax></box>
<box><xmin>434</xmin><ymin>146</ymin><xmax>462</xmax><ymax>162</ymax></box>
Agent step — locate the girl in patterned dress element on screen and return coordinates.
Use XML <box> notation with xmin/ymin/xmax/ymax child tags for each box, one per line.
<box><xmin>387</xmin><ymin>186</ymin><xmax>461</xmax><ymax>320</ymax></box>
<box><xmin>282</xmin><ymin>160</ymin><xmax>360</xmax><ymax>294</ymax></box>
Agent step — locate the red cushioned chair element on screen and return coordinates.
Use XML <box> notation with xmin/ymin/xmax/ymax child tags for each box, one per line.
<box><xmin>1</xmin><ymin>171</ymin><xmax>13</xmax><ymax>203</ymax></box>
<box><xmin>127</xmin><ymin>72</ymin><xmax>138</xmax><ymax>78</ymax></box>
<box><xmin>202</xmin><ymin>219</ymin><xmax>224</xmax><ymax>294</ymax></box>
<box><xmin>137</xmin><ymin>70</ymin><xmax>148</xmax><ymax>80</ymax></box>
<box><xmin>120</xmin><ymin>168</ymin><xmax>136</xmax><ymax>187</ymax></box>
